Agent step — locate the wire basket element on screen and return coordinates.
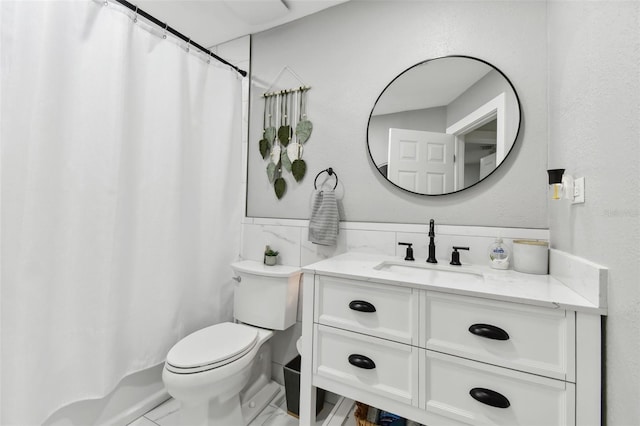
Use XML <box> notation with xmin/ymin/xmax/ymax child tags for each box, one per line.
<box><xmin>354</xmin><ymin>402</ymin><xmax>377</xmax><ymax>426</ymax></box>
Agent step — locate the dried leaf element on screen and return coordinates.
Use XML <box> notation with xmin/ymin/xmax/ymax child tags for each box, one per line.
<box><xmin>291</xmin><ymin>159</ymin><xmax>307</xmax><ymax>182</ymax></box>
<box><xmin>296</xmin><ymin>120</ymin><xmax>313</xmax><ymax>144</ymax></box>
<box><xmin>274</xmin><ymin>177</ymin><xmax>286</xmax><ymax>199</ymax></box>
<box><xmin>281</xmin><ymin>150</ymin><xmax>292</xmax><ymax>172</ymax></box>
<box><xmin>286</xmin><ymin>143</ymin><xmax>303</xmax><ymax>161</ymax></box>
<box><xmin>264</xmin><ymin>127</ymin><xmax>276</xmax><ymax>144</ymax></box>
<box><xmin>259</xmin><ymin>139</ymin><xmax>270</xmax><ymax>159</ymax></box>
<box><xmin>278</xmin><ymin>125</ymin><xmax>291</xmax><ymax>146</ymax></box>
<box><xmin>270</xmin><ymin>145</ymin><xmax>281</xmax><ymax>163</ymax></box>
<box><xmin>266</xmin><ymin>162</ymin><xmax>276</xmax><ymax>183</ymax></box>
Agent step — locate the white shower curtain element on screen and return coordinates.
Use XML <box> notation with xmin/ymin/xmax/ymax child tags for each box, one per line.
<box><xmin>1</xmin><ymin>1</ymin><xmax>243</xmax><ymax>424</ymax></box>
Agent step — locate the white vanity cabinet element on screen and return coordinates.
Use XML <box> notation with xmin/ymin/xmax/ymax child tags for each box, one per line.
<box><xmin>423</xmin><ymin>292</ymin><xmax>575</xmax><ymax>381</ymax></box>
<box><xmin>312</xmin><ymin>276</ymin><xmax>420</xmax><ymax>406</ymax></box>
<box><xmin>314</xmin><ymin>276</ymin><xmax>419</xmax><ymax>345</ymax></box>
<box><xmin>423</xmin><ymin>350</ymin><xmax>575</xmax><ymax>426</ymax></box>
<box><xmin>299</xmin><ymin>253</ymin><xmax>605</xmax><ymax>426</ymax></box>
<box><xmin>314</xmin><ymin>324</ymin><xmax>419</xmax><ymax>406</ymax></box>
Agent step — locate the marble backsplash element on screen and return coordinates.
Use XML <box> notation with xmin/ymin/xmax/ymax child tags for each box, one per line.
<box><xmin>241</xmin><ymin>217</ymin><xmax>550</xmax><ymax>268</ymax></box>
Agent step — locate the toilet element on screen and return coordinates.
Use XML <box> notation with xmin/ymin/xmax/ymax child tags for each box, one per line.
<box><xmin>162</xmin><ymin>260</ymin><xmax>301</xmax><ymax>426</ymax></box>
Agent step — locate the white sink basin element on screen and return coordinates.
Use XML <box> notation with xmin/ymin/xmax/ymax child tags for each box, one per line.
<box><xmin>373</xmin><ymin>260</ymin><xmax>484</xmax><ymax>284</ymax></box>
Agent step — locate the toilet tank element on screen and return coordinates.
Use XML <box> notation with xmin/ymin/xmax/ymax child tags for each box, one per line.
<box><xmin>231</xmin><ymin>260</ymin><xmax>301</xmax><ymax>330</ymax></box>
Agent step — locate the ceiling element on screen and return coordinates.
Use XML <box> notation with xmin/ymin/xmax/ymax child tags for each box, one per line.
<box><xmin>372</xmin><ymin>59</ymin><xmax>492</xmax><ymax>116</ymax></box>
<box><xmin>136</xmin><ymin>0</ymin><xmax>348</xmax><ymax>48</ymax></box>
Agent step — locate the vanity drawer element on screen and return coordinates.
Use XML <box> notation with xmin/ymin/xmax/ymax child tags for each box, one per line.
<box><xmin>313</xmin><ymin>324</ymin><xmax>418</xmax><ymax>406</ymax></box>
<box><xmin>422</xmin><ymin>292</ymin><xmax>575</xmax><ymax>381</ymax></box>
<box><xmin>422</xmin><ymin>350</ymin><xmax>575</xmax><ymax>426</ymax></box>
<box><xmin>314</xmin><ymin>276</ymin><xmax>418</xmax><ymax>345</ymax></box>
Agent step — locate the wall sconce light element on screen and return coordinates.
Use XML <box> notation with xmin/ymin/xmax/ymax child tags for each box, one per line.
<box><xmin>547</xmin><ymin>168</ymin><xmax>584</xmax><ymax>203</ymax></box>
<box><xmin>547</xmin><ymin>168</ymin><xmax>566</xmax><ymax>200</ymax></box>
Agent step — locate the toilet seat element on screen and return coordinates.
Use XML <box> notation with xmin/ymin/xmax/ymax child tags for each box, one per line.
<box><xmin>166</xmin><ymin>322</ymin><xmax>258</xmax><ymax>374</ymax></box>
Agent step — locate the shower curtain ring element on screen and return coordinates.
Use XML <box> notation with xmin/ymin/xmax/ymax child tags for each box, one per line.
<box><xmin>133</xmin><ymin>6</ymin><xmax>138</xmax><ymax>23</ymax></box>
<box><xmin>186</xmin><ymin>38</ymin><xmax>190</xmax><ymax>52</ymax></box>
<box><xmin>162</xmin><ymin>23</ymin><xmax>168</xmax><ymax>39</ymax></box>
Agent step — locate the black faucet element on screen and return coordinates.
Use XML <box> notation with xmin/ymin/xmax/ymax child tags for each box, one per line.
<box><xmin>450</xmin><ymin>246</ymin><xmax>470</xmax><ymax>266</ymax></box>
<box><xmin>426</xmin><ymin>219</ymin><xmax>437</xmax><ymax>263</ymax></box>
<box><xmin>398</xmin><ymin>242</ymin><xmax>415</xmax><ymax>261</ymax></box>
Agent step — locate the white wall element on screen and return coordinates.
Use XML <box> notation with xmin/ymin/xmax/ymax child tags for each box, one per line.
<box><xmin>248</xmin><ymin>1</ymin><xmax>548</xmax><ymax>227</ymax></box>
<box><xmin>547</xmin><ymin>2</ymin><xmax>640</xmax><ymax>425</ymax></box>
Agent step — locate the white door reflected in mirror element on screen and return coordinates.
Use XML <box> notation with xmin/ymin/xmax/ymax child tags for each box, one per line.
<box><xmin>387</xmin><ymin>128</ymin><xmax>454</xmax><ymax>194</ymax></box>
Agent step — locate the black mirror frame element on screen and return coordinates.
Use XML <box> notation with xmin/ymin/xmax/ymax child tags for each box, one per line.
<box><xmin>366</xmin><ymin>55</ymin><xmax>522</xmax><ymax>196</ymax></box>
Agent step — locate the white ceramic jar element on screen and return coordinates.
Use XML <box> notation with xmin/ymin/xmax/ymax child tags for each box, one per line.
<box><xmin>513</xmin><ymin>240</ymin><xmax>549</xmax><ymax>274</ymax></box>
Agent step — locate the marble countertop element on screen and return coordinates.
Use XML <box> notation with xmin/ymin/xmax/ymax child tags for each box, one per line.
<box><xmin>302</xmin><ymin>252</ymin><xmax>604</xmax><ymax>314</ymax></box>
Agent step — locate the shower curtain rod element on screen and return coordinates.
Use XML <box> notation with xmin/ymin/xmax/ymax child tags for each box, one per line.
<box><xmin>113</xmin><ymin>0</ymin><xmax>247</xmax><ymax>77</ymax></box>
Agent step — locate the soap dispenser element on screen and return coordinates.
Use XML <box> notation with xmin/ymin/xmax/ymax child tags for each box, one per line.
<box><xmin>488</xmin><ymin>237</ymin><xmax>510</xmax><ymax>270</ymax></box>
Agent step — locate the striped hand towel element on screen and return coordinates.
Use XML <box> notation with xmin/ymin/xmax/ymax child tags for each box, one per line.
<box><xmin>308</xmin><ymin>190</ymin><xmax>339</xmax><ymax>246</ymax></box>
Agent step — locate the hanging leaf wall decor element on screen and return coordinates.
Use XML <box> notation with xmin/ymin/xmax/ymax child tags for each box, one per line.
<box><xmin>264</xmin><ymin>96</ymin><xmax>276</xmax><ymax>141</ymax></box>
<box><xmin>296</xmin><ymin>88</ymin><xmax>313</xmax><ymax>143</ymax></box>
<box><xmin>278</xmin><ymin>126</ymin><xmax>291</xmax><ymax>146</ymax></box>
<box><xmin>277</xmin><ymin>92</ymin><xmax>292</xmax><ymax>146</ymax></box>
<box><xmin>260</xmin><ymin>86</ymin><xmax>312</xmax><ymax>198</ymax></box>
<box><xmin>258</xmin><ymin>96</ymin><xmax>268</xmax><ymax>159</ymax></box>
<box><xmin>274</xmin><ymin>177</ymin><xmax>286</xmax><ymax>199</ymax></box>
<box><xmin>281</xmin><ymin>150</ymin><xmax>292</xmax><ymax>172</ymax></box>
<box><xmin>266</xmin><ymin>162</ymin><xmax>277</xmax><ymax>183</ymax></box>
<box><xmin>264</xmin><ymin>127</ymin><xmax>276</xmax><ymax>144</ymax></box>
<box><xmin>291</xmin><ymin>159</ymin><xmax>307</xmax><ymax>182</ymax></box>
<box><xmin>270</xmin><ymin>144</ymin><xmax>281</xmax><ymax>164</ymax></box>
<box><xmin>295</xmin><ymin>120</ymin><xmax>313</xmax><ymax>144</ymax></box>
<box><xmin>286</xmin><ymin>142</ymin><xmax>303</xmax><ymax>161</ymax></box>
<box><xmin>259</xmin><ymin>138</ymin><xmax>270</xmax><ymax>159</ymax></box>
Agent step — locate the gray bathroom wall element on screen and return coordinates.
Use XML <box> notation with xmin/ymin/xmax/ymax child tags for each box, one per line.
<box><xmin>548</xmin><ymin>3</ymin><xmax>640</xmax><ymax>425</ymax></box>
<box><xmin>248</xmin><ymin>1</ymin><xmax>548</xmax><ymax>227</ymax></box>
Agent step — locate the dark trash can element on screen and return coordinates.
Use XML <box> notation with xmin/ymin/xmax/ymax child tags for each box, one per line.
<box><xmin>283</xmin><ymin>355</ymin><xmax>325</xmax><ymax>417</ymax></box>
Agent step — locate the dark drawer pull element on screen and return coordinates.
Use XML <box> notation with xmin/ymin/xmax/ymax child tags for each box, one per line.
<box><xmin>349</xmin><ymin>300</ymin><xmax>376</xmax><ymax>313</ymax></box>
<box><xmin>468</xmin><ymin>323</ymin><xmax>510</xmax><ymax>341</ymax></box>
<box><xmin>348</xmin><ymin>354</ymin><xmax>376</xmax><ymax>369</ymax></box>
<box><xmin>469</xmin><ymin>387</ymin><xmax>511</xmax><ymax>408</ymax></box>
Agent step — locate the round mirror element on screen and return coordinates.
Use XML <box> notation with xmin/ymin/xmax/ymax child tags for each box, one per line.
<box><xmin>367</xmin><ymin>56</ymin><xmax>521</xmax><ymax>195</ymax></box>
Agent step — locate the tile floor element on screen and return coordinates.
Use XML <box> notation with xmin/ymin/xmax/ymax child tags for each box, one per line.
<box><xmin>128</xmin><ymin>385</ymin><xmax>335</xmax><ymax>426</ymax></box>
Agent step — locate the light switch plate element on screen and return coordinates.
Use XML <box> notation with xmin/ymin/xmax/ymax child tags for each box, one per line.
<box><xmin>572</xmin><ymin>177</ymin><xmax>585</xmax><ymax>204</ymax></box>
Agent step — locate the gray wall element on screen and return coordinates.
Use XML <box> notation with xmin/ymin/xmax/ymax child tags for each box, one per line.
<box><xmin>548</xmin><ymin>2</ymin><xmax>640</xmax><ymax>425</ymax></box>
<box><xmin>248</xmin><ymin>1</ymin><xmax>548</xmax><ymax>227</ymax></box>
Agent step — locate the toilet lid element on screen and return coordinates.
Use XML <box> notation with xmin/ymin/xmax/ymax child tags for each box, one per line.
<box><xmin>166</xmin><ymin>322</ymin><xmax>258</xmax><ymax>372</ymax></box>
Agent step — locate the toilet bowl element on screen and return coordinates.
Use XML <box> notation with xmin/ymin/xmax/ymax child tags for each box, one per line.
<box><xmin>296</xmin><ymin>336</ymin><xmax>303</xmax><ymax>356</ymax></box>
<box><xmin>162</xmin><ymin>323</ymin><xmax>273</xmax><ymax>425</ymax></box>
<box><xmin>162</xmin><ymin>260</ymin><xmax>301</xmax><ymax>426</ymax></box>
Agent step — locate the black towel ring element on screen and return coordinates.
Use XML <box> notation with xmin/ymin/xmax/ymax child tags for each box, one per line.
<box><xmin>314</xmin><ymin>167</ymin><xmax>339</xmax><ymax>190</ymax></box>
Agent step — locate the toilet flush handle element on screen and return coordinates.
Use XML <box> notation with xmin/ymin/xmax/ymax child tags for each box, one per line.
<box><xmin>232</xmin><ymin>276</ymin><xmax>241</xmax><ymax>283</ymax></box>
